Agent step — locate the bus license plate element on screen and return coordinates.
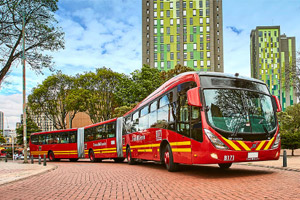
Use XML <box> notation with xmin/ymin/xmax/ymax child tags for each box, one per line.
<box><xmin>247</xmin><ymin>152</ymin><xmax>258</xmax><ymax>160</ymax></box>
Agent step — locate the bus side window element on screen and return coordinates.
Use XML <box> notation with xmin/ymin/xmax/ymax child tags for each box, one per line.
<box><xmin>107</xmin><ymin>123</ymin><xmax>116</xmax><ymax>138</ymax></box>
<box><xmin>61</xmin><ymin>132</ymin><xmax>69</xmax><ymax>144</ymax></box>
<box><xmin>149</xmin><ymin>101</ymin><xmax>158</xmax><ymax>128</ymax></box>
<box><xmin>132</xmin><ymin>112</ymin><xmax>139</xmax><ymax>132</ymax></box>
<box><xmin>46</xmin><ymin>134</ymin><xmax>53</xmax><ymax>144</ymax></box>
<box><xmin>124</xmin><ymin>116</ymin><xmax>132</xmax><ymax>135</ymax></box>
<box><xmin>69</xmin><ymin>131</ymin><xmax>76</xmax><ymax>143</ymax></box>
<box><xmin>139</xmin><ymin>106</ymin><xmax>149</xmax><ymax>131</ymax></box>
<box><xmin>95</xmin><ymin>125</ymin><xmax>102</xmax><ymax>140</ymax></box>
<box><xmin>102</xmin><ymin>125</ymin><xmax>108</xmax><ymax>139</ymax></box>
<box><xmin>52</xmin><ymin>134</ymin><xmax>58</xmax><ymax>144</ymax></box>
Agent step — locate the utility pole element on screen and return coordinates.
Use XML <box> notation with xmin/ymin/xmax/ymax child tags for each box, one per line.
<box><xmin>22</xmin><ymin>8</ymin><xmax>28</xmax><ymax>163</ymax></box>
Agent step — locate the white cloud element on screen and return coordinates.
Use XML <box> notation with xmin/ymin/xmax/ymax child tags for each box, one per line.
<box><xmin>0</xmin><ymin>94</ymin><xmax>23</xmax><ymax>129</ymax></box>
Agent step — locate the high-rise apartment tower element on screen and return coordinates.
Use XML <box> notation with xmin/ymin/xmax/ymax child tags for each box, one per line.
<box><xmin>250</xmin><ymin>26</ymin><xmax>297</xmax><ymax>110</ymax></box>
<box><xmin>142</xmin><ymin>0</ymin><xmax>223</xmax><ymax>72</ymax></box>
<box><xmin>0</xmin><ymin>111</ymin><xmax>3</xmax><ymax>134</ymax></box>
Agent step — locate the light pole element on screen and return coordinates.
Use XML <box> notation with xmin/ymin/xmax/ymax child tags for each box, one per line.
<box><xmin>10</xmin><ymin>135</ymin><xmax>14</xmax><ymax>161</ymax></box>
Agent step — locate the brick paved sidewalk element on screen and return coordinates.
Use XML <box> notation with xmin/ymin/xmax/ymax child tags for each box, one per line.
<box><xmin>0</xmin><ymin>160</ymin><xmax>56</xmax><ymax>185</ymax></box>
<box><xmin>242</xmin><ymin>149</ymin><xmax>300</xmax><ymax>172</ymax></box>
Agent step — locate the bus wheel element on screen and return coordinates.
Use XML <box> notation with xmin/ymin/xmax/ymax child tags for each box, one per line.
<box><xmin>114</xmin><ymin>158</ymin><xmax>125</xmax><ymax>163</ymax></box>
<box><xmin>163</xmin><ymin>144</ymin><xmax>178</xmax><ymax>172</ymax></box>
<box><xmin>69</xmin><ymin>158</ymin><xmax>78</xmax><ymax>162</ymax></box>
<box><xmin>218</xmin><ymin>163</ymin><xmax>232</xmax><ymax>169</ymax></box>
<box><xmin>126</xmin><ymin>147</ymin><xmax>136</xmax><ymax>165</ymax></box>
<box><xmin>48</xmin><ymin>151</ymin><xmax>55</xmax><ymax>162</ymax></box>
<box><xmin>89</xmin><ymin>150</ymin><xmax>96</xmax><ymax>162</ymax></box>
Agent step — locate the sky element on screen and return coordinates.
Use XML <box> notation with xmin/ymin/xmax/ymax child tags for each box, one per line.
<box><xmin>1</xmin><ymin>0</ymin><xmax>300</xmax><ymax>129</ymax></box>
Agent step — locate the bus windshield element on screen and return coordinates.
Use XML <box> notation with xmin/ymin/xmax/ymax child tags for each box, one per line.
<box><xmin>204</xmin><ymin>89</ymin><xmax>277</xmax><ymax>135</ymax></box>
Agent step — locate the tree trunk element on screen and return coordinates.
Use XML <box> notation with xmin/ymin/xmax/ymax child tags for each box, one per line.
<box><xmin>292</xmin><ymin>149</ymin><xmax>294</xmax><ymax>156</ymax></box>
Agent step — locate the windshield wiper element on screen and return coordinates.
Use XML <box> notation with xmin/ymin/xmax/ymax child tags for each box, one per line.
<box><xmin>259</xmin><ymin>119</ymin><xmax>271</xmax><ymax>137</ymax></box>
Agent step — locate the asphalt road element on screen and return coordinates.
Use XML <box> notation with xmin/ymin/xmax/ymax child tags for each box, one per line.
<box><xmin>0</xmin><ymin>159</ymin><xmax>299</xmax><ymax>200</ymax></box>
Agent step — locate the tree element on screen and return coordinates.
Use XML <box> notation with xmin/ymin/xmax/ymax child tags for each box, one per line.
<box><xmin>277</xmin><ymin>103</ymin><xmax>300</xmax><ymax>156</ymax></box>
<box><xmin>112</xmin><ymin>104</ymin><xmax>137</xmax><ymax>118</ymax></box>
<box><xmin>0</xmin><ymin>132</ymin><xmax>6</xmax><ymax>144</ymax></box>
<box><xmin>0</xmin><ymin>0</ymin><xmax>64</xmax><ymax>84</ymax></box>
<box><xmin>16</xmin><ymin>116</ymin><xmax>40</xmax><ymax>145</ymax></box>
<box><xmin>28</xmin><ymin>71</ymin><xmax>78</xmax><ymax>129</ymax></box>
<box><xmin>76</xmin><ymin>67</ymin><xmax>122</xmax><ymax>123</ymax></box>
<box><xmin>160</xmin><ymin>64</ymin><xmax>195</xmax><ymax>82</ymax></box>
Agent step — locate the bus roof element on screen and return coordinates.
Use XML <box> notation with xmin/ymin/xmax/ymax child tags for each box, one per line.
<box><xmin>31</xmin><ymin>128</ymin><xmax>78</xmax><ymax>136</ymax></box>
<box><xmin>84</xmin><ymin>118</ymin><xmax>117</xmax><ymax>129</ymax></box>
<box><xmin>124</xmin><ymin>71</ymin><xmax>266</xmax><ymax>116</ymax></box>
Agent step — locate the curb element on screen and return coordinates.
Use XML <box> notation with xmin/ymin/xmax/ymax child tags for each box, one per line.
<box><xmin>0</xmin><ymin>164</ymin><xmax>58</xmax><ymax>186</ymax></box>
<box><xmin>239</xmin><ymin>163</ymin><xmax>300</xmax><ymax>172</ymax></box>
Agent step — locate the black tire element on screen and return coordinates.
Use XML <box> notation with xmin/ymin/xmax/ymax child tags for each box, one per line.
<box><xmin>89</xmin><ymin>150</ymin><xmax>96</xmax><ymax>162</ymax></box>
<box><xmin>218</xmin><ymin>163</ymin><xmax>232</xmax><ymax>169</ymax></box>
<box><xmin>114</xmin><ymin>158</ymin><xmax>125</xmax><ymax>163</ymax></box>
<box><xmin>163</xmin><ymin>144</ymin><xmax>178</xmax><ymax>172</ymax></box>
<box><xmin>126</xmin><ymin>147</ymin><xmax>136</xmax><ymax>165</ymax></box>
<box><xmin>48</xmin><ymin>151</ymin><xmax>55</xmax><ymax>162</ymax></box>
<box><xmin>69</xmin><ymin>158</ymin><xmax>79</xmax><ymax>162</ymax></box>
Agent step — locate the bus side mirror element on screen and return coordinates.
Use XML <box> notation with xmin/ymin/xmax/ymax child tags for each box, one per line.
<box><xmin>272</xmin><ymin>95</ymin><xmax>282</xmax><ymax>112</ymax></box>
<box><xmin>187</xmin><ymin>87</ymin><xmax>202</xmax><ymax>107</ymax></box>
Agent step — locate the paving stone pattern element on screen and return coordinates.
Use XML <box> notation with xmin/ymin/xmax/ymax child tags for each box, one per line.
<box><xmin>0</xmin><ymin>160</ymin><xmax>299</xmax><ymax>200</ymax></box>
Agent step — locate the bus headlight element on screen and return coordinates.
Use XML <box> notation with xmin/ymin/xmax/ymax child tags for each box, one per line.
<box><xmin>204</xmin><ymin>129</ymin><xmax>229</xmax><ymax>150</ymax></box>
<box><xmin>272</xmin><ymin>133</ymin><xmax>280</xmax><ymax>149</ymax></box>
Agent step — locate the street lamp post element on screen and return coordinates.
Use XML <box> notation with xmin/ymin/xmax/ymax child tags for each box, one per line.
<box><xmin>10</xmin><ymin>135</ymin><xmax>14</xmax><ymax>161</ymax></box>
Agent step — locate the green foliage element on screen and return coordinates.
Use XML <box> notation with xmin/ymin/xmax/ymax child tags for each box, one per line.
<box><xmin>160</xmin><ymin>64</ymin><xmax>195</xmax><ymax>82</ymax></box>
<box><xmin>75</xmin><ymin>67</ymin><xmax>122</xmax><ymax>123</ymax></box>
<box><xmin>0</xmin><ymin>133</ymin><xmax>6</xmax><ymax>144</ymax></box>
<box><xmin>112</xmin><ymin>104</ymin><xmax>137</xmax><ymax>118</ymax></box>
<box><xmin>28</xmin><ymin>71</ymin><xmax>78</xmax><ymax>129</ymax></box>
<box><xmin>278</xmin><ymin>103</ymin><xmax>300</xmax><ymax>155</ymax></box>
<box><xmin>16</xmin><ymin>116</ymin><xmax>41</xmax><ymax>145</ymax></box>
<box><xmin>0</xmin><ymin>0</ymin><xmax>64</xmax><ymax>83</ymax></box>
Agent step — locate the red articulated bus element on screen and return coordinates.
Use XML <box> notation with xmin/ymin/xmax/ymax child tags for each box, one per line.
<box><xmin>0</xmin><ymin>148</ymin><xmax>7</xmax><ymax>157</ymax></box>
<box><xmin>122</xmin><ymin>72</ymin><xmax>282</xmax><ymax>171</ymax></box>
<box><xmin>29</xmin><ymin>118</ymin><xmax>124</xmax><ymax>163</ymax></box>
<box><xmin>30</xmin><ymin>128</ymin><xmax>80</xmax><ymax>161</ymax></box>
<box><xmin>83</xmin><ymin>118</ymin><xmax>124</xmax><ymax>163</ymax></box>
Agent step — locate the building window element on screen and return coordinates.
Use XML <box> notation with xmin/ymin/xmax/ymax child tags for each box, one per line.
<box><xmin>200</xmin><ymin>60</ymin><xmax>204</xmax><ymax>67</ymax></box>
<box><xmin>218</xmin><ymin>56</ymin><xmax>220</xmax><ymax>61</ymax></box>
<box><xmin>170</xmin><ymin>2</ymin><xmax>173</xmax><ymax>9</ymax></box>
<box><xmin>161</xmin><ymin>62</ymin><xmax>164</xmax><ymax>68</ymax></box>
<box><xmin>170</xmin><ymin>18</ymin><xmax>173</xmax><ymax>25</ymax></box>
<box><xmin>184</xmin><ymin>44</ymin><xmax>187</xmax><ymax>50</ymax></box>
<box><xmin>184</xmin><ymin>52</ymin><xmax>187</xmax><ymax>59</ymax></box>
<box><xmin>184</xmin><ymin>61</ymin><xmax>187</xmax><ymax>66</ymax></box>
<box><xmin>200</xmin><ymin>35</ymin><xmax>203</xmax><ymax>42</ymax></box>
<box><xmin>154</xmin><ymin>36</ymin><xmax>157</xmax><ymax>43</ymax></box>
<box><xmin>206</xmin><ymin>9</ymin><xmax>210</xmax><ymax>16</ymax></box>
<box><xmin>147</xmin><ymin>17</ymin><xmax>149</xmax><ymax>22</ymax></box>
<box><xmin>200</xmin><ymin>26</ymin><xmax>203</xmax><ymax>32</ymax></box>
<box><xmin>217</xmin><ymin>6</ymin><xmax>219</xmax><ymax>11</ymax></box>
<box><xmin>200</xmin><ymin>18</ymin><xmax>203</xmax><ymax>24</ymax></box>
<box><xmin>170</xmin><ymin>52</ymin><xmax>174</xmax><ymax>60</ymax></box>
<box><xmin>206</xmin><ymin>18</ymin><xmax>210</xmax><ymax>24</ymax></box>
<box><xmin>177</xmin><ymin>52</ymin><xmax>180</xmax><ymax>60</ymax></box>
<box><xmin>183</xmin><ymin>10</ymin><xmax>186</xmax><ymax>17</ymax></box>
<box><xmin>160</xmin><ymin>27</ymin><xmax>164</xmax><ymax>33</ymax></box>
<box><xmin>170</xmin><ymin>35</ymin><xmax>174</xmax><ymax>43</ymax></box>
<box><xmin>190</xmin><ymin>52</ymin><xmax>194</xmax><ymax>59</ymax></box>
<box><xmin>207</xmin><ymin>42</ymin><xmax>210</xmax><ymax>50</ymax></box>
<box><xmin>194</xmin><ymin>43</ymin><xmax>197</xmax><ymax>50</ymax></box>
<box><xmin>199</xmin><ymin>0</ymin><xmax>203</xmax><ymax>7</ymax></box>
<box><xmin>154</xmin><ymin>62</ymin><xmax>157</xmax><ymax>68</ymax></box>
<box><xmin>160</xmin><ymin>2</ymin><xmax>163</xmax><ymax>9</ymax></box>
<box><xmin>183</xmin><ymin>18</ymin><xmax>187</xmax><ymax>25</ymax></box>
<box><xmin>207</xmin><ymin>34</ymin><xmax>210</xmax><ymax>41</ymax></box>
<box><xmin>154</xmin><ymin>53</ymin><xmax>157</xmax><ymax>60</ymax></box>
<box><xmin>176</xmin><ymin>1</ymin><xmax>180</xmax><ymax>9</ymax></box>
<box><xmin>183</xmin><ymin>27</ymin><xmax>187</xmax><ymax>33</ymax></box>
<box><xmin>176</xmin><ymin>10</ymin><xmax>180</xmax><ymax>17</ymax></box>
<box><xmin>154</xmin><ymin>11</ymin><xmax>157</xmax><ymax>17</ymax></box>
<box><xmin>206</xmin><ymin>0</ymin><xmax>210</xmax><ymax>7</ymax></box>
<box><xmin>167</xmin><ymin>44</ymin><xmax>170</xmax><ymax>51</ymax></box>
<box><xmin>160</xmin><ymin>36</ymin><xmax>164</xmax><ymax>43</ymax></box>
<box><xmin>177</xmin><ymin>18</ymin><xmax>180</xmax><ymax>25</ymax></box>
<box><xmin>194</xmin><ymin>60</ymin><xmax>197</xmax><ymax>68</ymax></box>
<box><xmin>190</xmin><ymin>1</ymin><xmax>193</xmax><ymax>8</ymax></box>
<box><xmin>207</xmin><ymin>52</ymin><xmax>210</xmax><ymax>58</ymax></box>
<box><xmin>147</xmin><ymin>41</ymin><xmax>150</xmax><ymax>47</ymax></box>
<box><xmin>160</xmin><ymin>44</ymin><xmax>164</xmax><ymax>51</ymax></box>
<box><xmin>147</xmin><ymin>25</ymin><xmax>149</xmax><ymax>30</ymax></box>
<box><xmin>199</xmin><ymin>9</ymin><xmax>203</xmax><ymax>16</ymax></box>
<box><xmin>167</xmin><ymin>61</ymin><xmax>171</xmax><ymax>69</ymax></box>
<box><xmin>206</xmin><ymin>26</ymin><xmax>210</xmax><ymax>32</ymax></box>
<box><xmin>167</xmin><ymin>10</ymin><xmax>170</xmax><ymax>17</ymax></box>
<box><xmin>154</xmin><ymin>44</ymin><xmax>157</xmax><ymax>51</ymax></box>
<box><xmin>146</xmin><ymin>1</ymin><xmax>149</xmax><ymax>6</ymax></box>
<box><xmin>160</xmin><ymin>11</ymin><xmax>164</xmax><ymax>17</ymax></box>
<box><xmin>190</xmin><ymin>18</ymin><xmax>193</xmax><ymax>25</ymax></box>
<box><xmin>154</xmin><ymin>3</ymin><xmax>157</xmax><ymax>9</ymax></box>
<box><xmin>154</xmin><ymin>28</ymin><xmax>157</xmax><ymax>34</ymax></box>
<box><xmin>193</xmin><ymin>9</ymin><xmax>196</xmax><ymax>16</ymax></box>
<box><xmin>177</xmin><ymin>43</ymin><xmax>180</xmax><ymax>51</ymax></box>
<box><xmin>184</xmin><ymin>35</ymin><xmax>187</xmax><ymax>42</ymax></box>
<box><xmin>147</xmin><ymin>33</ymin><xmax>149</xmax><ymax>38</ymax></box>
<box><xmin>177</xmin><ymin>26</ymin><xmax>180</xmax><ymax>34</ymax></box>
<box><xmin>190</xmin><ymin>34</ymin><xmax>194</xmax><ymax>42</ymax></box>
<box><xmin>161</xmin><ymin>53</ymin><xmax>164</xmax><ymax>60</ymax></box>
<box><xmin>193</xmin><ymin>26</ymin><xmax>197</xmax><ymax>33</ymax></box>
<box><xmin>207</xmin><ymin>60</ymin><xmax>211</xmax><ymax>67</ymax></box>
<box><xmin>160</xmin><ymin>19</ymin><xmax>164</xmax><ymax>25</ymax></box>
<box><xmin>154</xmin><ymin>19</ymin><xmax>157</xmax><ymax>25</ymax></box>
<box><xmin>200</xmin><ymin>43</ymin><xmax>203</xmax><ymax>50</ymax></box>
<box><xmin>167</xmin><ymin>27</ymin><xmax>170</xmax><ymax>34</ymax></box>
<box><xmin>147</xmin><ymin>9</ymin><xmax>149</xmax><ymax>14</ymax></box>
<box><xmin>183</xmin><ymin>1</ymin><xmax>186</xmax><ymax>8</ymax></box>
<box><xmin>217</xmin><ymin>23</ymin><xmax>219</xmax><ymax>28</ymax></box>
